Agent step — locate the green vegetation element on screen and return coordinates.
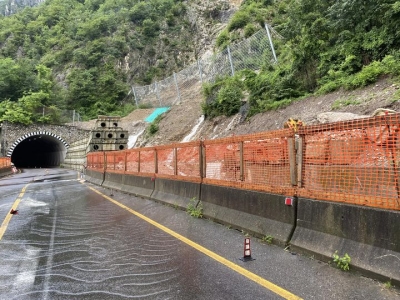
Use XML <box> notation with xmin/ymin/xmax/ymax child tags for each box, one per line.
<box><xmin>331</xmin><ymin>96</ymin><xmax>361</xmax><ymax>110</ymax></box>
<box><xmin>210</xmin><ymin>0</ymin><xmax>400</xmax><ymax>119</ymax></box>
<box><xmin>146</xmin><ymin>114</ymin><xmax>163</xmax><ymax>136</ymax></box>
<box><xmin>1</xmin><ymin>0</ymin><xmax>400</xmax><ymax>124</ymax></box>
<box><xmin>0</xmin><ymin>0</ymin><xmax>195</xmax><ymax>123</ymax></box>
<box><xmin>186</xmin><ymin>197</ymin><xmax>203</xmax><ymax>218</ymax></box>
<box><xmin>201</xmin><ymin>75</ymin><xmax>244</xmax><ymax>118</ymax></box>
<box><xmin>332</xmin><ymin>251</ymin><xmax>351</xmax><ymax>271</ymax></box>
<box><xmin>261</xmin><ymin>235</ymin><xmax>273</xmax><ymax>244</ymax></box>
<box><xmin>384</xmin><ymin>280</ymin><xmax>393</xmax><ymax>289</ymax></box>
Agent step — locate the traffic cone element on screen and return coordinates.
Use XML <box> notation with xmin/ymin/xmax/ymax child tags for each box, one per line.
<box><xmin>239</xmin><ymin>238</ymin><xmax>255</xmax><ymax>262</ymax></box>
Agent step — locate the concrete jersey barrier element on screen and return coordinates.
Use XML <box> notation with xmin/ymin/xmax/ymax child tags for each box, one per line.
<box><xmin>151</xmin><ymin>178</ymin><xmax>201</xmax><ymax>209</ymax></box>
<box><xmin>290</xmin><ymin>197</ymin><xmax>400</xmax><ymax>286</ymax></box>
<box><xmin>201</xmin><ymin>184</ymin><xmax>296</xmax><ymax>247</ymax></box>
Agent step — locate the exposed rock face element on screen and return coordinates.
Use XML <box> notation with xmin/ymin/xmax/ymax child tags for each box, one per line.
<box><xmin>317</xmin><ymin>112</ymin><xmax>370</xmax><ymax>124</ymax></box>
<box><xmin>1</xmin><ymin>0</ymin><xmax>45</xmax><ymax>16</ymax></box>
<box><xmin>185</xmin><ymin>0</ymin><xmax>239</xmax><ymax>57</ymax></box>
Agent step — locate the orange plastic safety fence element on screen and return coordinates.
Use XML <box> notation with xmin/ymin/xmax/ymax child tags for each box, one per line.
<box><xmin>126</xmin><ymin>150</ymin><xmax>140</xmax><ymax>173</ymax></box>
<box><xmin>297</xmin><ymin>113</ymin><xmax>400</xmax><ymax>210</ymax></box>
<box><xmin>138</xmin><ymin>148</ymin><xmax>156</xmax><ymax>174</ymax></box>
<box><xmin>105</xmin><ymin>151</ymin><xmax>125</xmax><ymax>172</ymax></box>
<box><xmin>87</xmin><ymin>152</ymin><xmax>104</xmax><ymax>170</ymax></box>
<box><xmin>0</xmin><ymin>157</ymin><xmax>11</xmax><ymax>168</ymax></box>
<box><xmin>157</xmin><ymin>147</ymin><xmax>175</xmax><ymax>176</ymax></box>
<box><xmin>203</xmin><ymin>130</ymin><xmax>296</xmax><ymax>194</ymax></box>
<box><xmin>176</xmin><ymin>142</ymin><xmax>201</xmax><ymax>179</ymax></box>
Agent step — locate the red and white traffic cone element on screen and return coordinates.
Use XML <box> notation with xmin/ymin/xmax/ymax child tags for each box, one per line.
<box><xmin>239</xmin><ymin>237</ymin><xmax>255</xmax><ymax>262</ymax></box>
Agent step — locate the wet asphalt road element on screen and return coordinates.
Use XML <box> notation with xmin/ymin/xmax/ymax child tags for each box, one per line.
<box><xmin>0</xmin><ymin>169</ymin><xmax>399</xmax><ymax>300</ymax></box>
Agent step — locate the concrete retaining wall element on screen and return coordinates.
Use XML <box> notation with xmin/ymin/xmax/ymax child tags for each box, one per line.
<box><xmin>290</xmin><ymin>198</ymin><xmax>400</xmax><ymax>285</ymax></box>
<box><xmin>151</xmin><ymin>178</ymin><xmax>201</xmax><ymax>208</ymax></box>
<box><xmin>201</xmin><ymin>184</ymin><xmax>296</xmax><ymax>247</ymax></box>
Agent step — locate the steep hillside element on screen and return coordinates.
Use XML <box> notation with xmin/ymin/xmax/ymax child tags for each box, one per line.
<box><xmin>76</xmin><ymin>77</ymin><xmax>399</xmax><ymax>147</ymax></box>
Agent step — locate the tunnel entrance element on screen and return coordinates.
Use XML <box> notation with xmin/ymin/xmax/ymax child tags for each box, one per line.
<box><xmin>11</xmin><ymin>134</ymin><xmax>68</xmax><ymax>168</ymax></box>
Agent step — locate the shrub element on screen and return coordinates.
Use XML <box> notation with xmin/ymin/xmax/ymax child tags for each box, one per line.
<box><xmin>316</xmin><ymin>80</ymin><xmax>342</xmax><ymax>95</ymax></box>
<box><xmin>216</xmin><ymin>30</ymin><xmax>230</xmax><ymax>49</ymax></box>
<box><xmin>201</xmin><ymin>77</ymin><xmax>244</xmax><ymax>118</ymax></box>
<box><xmin>244</xmin><ymin>24</ymin><xmax>257</xmax><ymax>38</ymax></box>
<box><xmin>146</xmin><ymin>114</ymin><xmax>163</xmax><ymax>136</ymax></box>
<box><xmin>344</xmin><ymin>61</ymin><xmax>384</xmax><ymax>90</ymax></box>
<box><xmin>227</xmin><ymin>11</ymin><xmax>250</xmax><ymax>32</ymax></box>
<box><xmin>381</xmin><ymin>55</ymin><xmax>400</xmax><ymax>75</ymax></box>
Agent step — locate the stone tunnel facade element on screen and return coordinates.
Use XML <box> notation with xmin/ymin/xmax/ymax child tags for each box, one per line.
<box><xmin>0</xmin><ymin>121</ymin><xmax>91</xmax><ymax>157</ymax></box>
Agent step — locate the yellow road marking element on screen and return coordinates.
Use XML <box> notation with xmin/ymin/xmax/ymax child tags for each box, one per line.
<box><xmin>0</xmin><ymin>184</ymin><xmax>30</xmax><ymax>241</ymax></box>
<box><xmin>88</xmin><ymin>186</ymin><xmax>303</xmax><ymax>300</ymax></box>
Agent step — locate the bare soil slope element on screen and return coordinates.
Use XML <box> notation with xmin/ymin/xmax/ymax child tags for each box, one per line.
<box><xmin>139</xmin><ymin>77</ymin><xmax>400</xmax><ymax>146</ymax></box>
<box><xmin>78</xmin><ymin>77</ymin><xmax>400</xmax><ymax>147</ymax></box>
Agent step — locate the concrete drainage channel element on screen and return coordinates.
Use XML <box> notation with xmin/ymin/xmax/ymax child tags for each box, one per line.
<box><xmin>85</xmin><ymin>169</ymin><xmax>400</xmax><ymax>287</ymax></box>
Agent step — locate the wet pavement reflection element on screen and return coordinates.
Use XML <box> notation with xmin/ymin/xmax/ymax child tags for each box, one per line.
<box><xmin>0</xmin><ymin>169</ymin><xmax>278</xmax><ymax>299</ymax></box>
<box><xmin>1</xmin><ymin>169</ymin><xmax>399</xmax><ymax>300</ymax></box>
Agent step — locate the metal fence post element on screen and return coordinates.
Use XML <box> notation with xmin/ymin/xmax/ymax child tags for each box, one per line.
<box><xmin>296</xmin><ymin>136</ymin><xmax>303</xmax><ymax>188</ymax></box>
<box><xmin>197</xmin><ymin>59</ymin><xmax>204</xmax><ymax>83</ymax></box>
<box><xmin>239</xmin><ymin>141</ymin><xmax>244</xmax><ymax>181</ymax></box>
<box><xmin>154</xmin><ymin>148</ymin><xmax>158</xmax><ymax>174</ymax></box>
<box><xmin>173</xmin><ymin>73</ymin><xmax>181</xmax><ymax>104</ymax></box>
<box><xmin>132</xmin><ymin>86</ymin><xmax>139</xmax><ymax>108</ymax></box>
<box><xmin>288</xmin><ymin>137</ymin><xmax>297</xmax><ymax>186</ymax></box>
<box><xmin>138</xmin><ymin>151</ymin><xmax>141</xmax><ymax>173</ymax></box>
<box><xmin>227</xmin><ymin>46</ymin><xmax>235</xmax><ymax>76</ymax></box>
<box><xmin>174</xmin><ymin>147</ymin><xmax>178</xmax><ymax>176</ymax></box>
<box><xmin>155</xmin><ymin>82</ymin><xmax>162</xmax><ymax>106</ymax></box>
<box><xmin>265</xmin><ymin>23</ymin><xmax>277</xmax><ymax>63</ymax></box>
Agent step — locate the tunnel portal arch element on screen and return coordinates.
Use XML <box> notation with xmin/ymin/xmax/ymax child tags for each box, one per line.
<box><xmin>8</xmin><ymin>131</ymin><xmax>69</xmax><ymax>168</ymax></box>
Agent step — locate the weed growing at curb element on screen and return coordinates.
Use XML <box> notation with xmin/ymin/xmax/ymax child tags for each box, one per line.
<box><xmin>186</xmin><ymin>197</ymin><xmax>203</xmax><ymax>218</ymax></box>
<box><xmin>262</xmin><ymin>235</ymin><xmax>273</xmax><ymax>244</ymax></box>
<box><xmin>332</xmin><ymin>251</ymin><xmax>351</xmax><ymax>271</ymax></box>
<box><xmin>384</xmin><ymin>280</ymin><xmax>393</xmax><ymax>289</ymax></box>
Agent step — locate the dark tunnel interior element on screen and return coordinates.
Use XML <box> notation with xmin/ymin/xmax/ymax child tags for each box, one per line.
<box><xmin>11</xmin><ymin>134</ymin><xmax>67</xmax><ymax>168</ymax></box>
